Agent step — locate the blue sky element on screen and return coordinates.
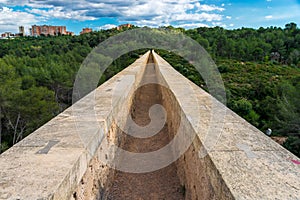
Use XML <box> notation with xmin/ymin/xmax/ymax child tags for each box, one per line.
<box><xmin>0</xmin><ymin>0</ymin><xmax>299</xmax><ymax>35</ymax></box>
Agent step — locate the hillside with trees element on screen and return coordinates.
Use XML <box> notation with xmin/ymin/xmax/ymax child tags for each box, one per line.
<box><xmin>0</xmin><ymin>23</ymin><xmax>299</xmax><ymax>157</ymax></box>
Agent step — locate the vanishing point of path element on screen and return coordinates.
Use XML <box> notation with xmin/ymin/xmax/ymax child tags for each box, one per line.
<box><xmin>106</xmin><ymin>54</ymin><xmax>184</xmax><ymax>200</ymax></box>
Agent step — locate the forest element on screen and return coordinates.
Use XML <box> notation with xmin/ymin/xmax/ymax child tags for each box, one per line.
<box><xmin>0</xmin><ymin>23</ymin><xmax>299</xmax><ymax>157</ymax></box>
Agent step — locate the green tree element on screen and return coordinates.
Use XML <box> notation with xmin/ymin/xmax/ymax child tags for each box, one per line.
<box><xmin>284</xmin><ymin>136</ymin><xmax>300</xmax><ymax>157</ymax></box>
<box><xmin>288</xmin><ymin>49</ymin><xmax>300</xmax><ymax>66</ymax></box>
<box><xmin>5</xmin><ymin>87</ymin><xmax>59</xmax><ymax>144</ymax></box>
<box><xmin>275</xmin><ymin>82</ymin><xmax>300</xmax><ymax>135</ymax></box>
<box><xmin>0</xmin><ymin>60</ymin><xmax>21</xmax><ymax>152</ymax></box>
<box><xmin>231</xmin><ymin>98</ymin><xmax>260</xmax><ymax>126</ymax></box>
<box><xmin>253</xmin><ymin>47</ymin><xmax>264</xmax><ymax>61</ymax></box>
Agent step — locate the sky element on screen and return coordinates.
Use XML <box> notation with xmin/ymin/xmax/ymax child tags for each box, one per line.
<box><xmin>0</xmin><ymin>0</ymin><xmax>299</xmax><ymax>35</ymax></box>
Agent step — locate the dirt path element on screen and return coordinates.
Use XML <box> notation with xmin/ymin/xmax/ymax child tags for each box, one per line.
<box><xmin>106</xmin><ymin>55</ymin><xmax>184</xmax><ymax>200</ymax></box>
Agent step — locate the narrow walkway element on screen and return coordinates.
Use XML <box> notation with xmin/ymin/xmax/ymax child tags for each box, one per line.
<box><xmin>106</xmin><ymin>54</ymin><xmax>184</xmax><ymax>200</ymax></box>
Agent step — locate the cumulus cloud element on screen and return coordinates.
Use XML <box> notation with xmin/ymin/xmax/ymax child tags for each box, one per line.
<box><xmin>0</xmin><ymin>0</ymin><xmax>226</xmax><ymax>31</ymax></box>
<box><xmin>171</xmin><ymin>13</ymin><xmax>222</xmax><ymax>22</ymax></box>
<box><xmin>99</xmin><ymin>24</ymin><xmax>117</xmax><ymax>30</ymax></box>
<box><xmin>0</xmin><ymin>6</ymin><xmax>39</xmax><ymax>33</ymax></box>
<box><xmin>195</xmin><ymin>3</ymin><xmax>225</xmax><ymax>12</ymax></box>
<box><xmin>27</xmin><ymin>7</ymin><xmax>96</xmax><ymax>21</ymax></box>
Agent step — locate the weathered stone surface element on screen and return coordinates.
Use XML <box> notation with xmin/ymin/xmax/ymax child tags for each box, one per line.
<box><xmin>0</xmin><ymin>52</ymin><xmax>150</xmax><ymax>200</ymax></box>
<box><xmin>152</xmin><ymin>51</ymin><xmax>300</xmax><ymax>200</ymax></box>
<box><xmin>1</xmin><ymin>50</ymin><xmax>299</xmax><ymax>200</ymax></box>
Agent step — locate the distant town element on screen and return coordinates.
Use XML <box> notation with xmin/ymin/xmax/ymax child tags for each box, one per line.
<box><xmin>0</xmin><ymin>24</ymin><xmax>133</xmax><ymax>39</ymax></box>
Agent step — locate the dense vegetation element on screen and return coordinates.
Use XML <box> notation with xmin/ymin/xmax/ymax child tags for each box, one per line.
<box><xmin>159</xmin><ymin>23</ymin><xmax>300</xmax><ymax>157</ymax></box>
<box><xmin>0</xmin><ymin>23</ymin><xmax>299</xmax><ymax>157</ymax></box>
<box><xmin>0</xmin><ymin>27</ymin><xmax>140</xmax><ymax>152</ymax></box>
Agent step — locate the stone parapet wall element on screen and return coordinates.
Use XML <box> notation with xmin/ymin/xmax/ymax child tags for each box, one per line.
<box><xmin>0</xmin><ymin>50</ymin><xmax>299</xmax><ymax>200</ymax></box>
<box><xmin>0</xmin><ymin>52</ymin><xmax>150</xmax><ymax>200</ymax></box>
<box><xmin>152</xmin><ymin>51</ymin><xmax>300</xmax><ymax>200</ymax></box>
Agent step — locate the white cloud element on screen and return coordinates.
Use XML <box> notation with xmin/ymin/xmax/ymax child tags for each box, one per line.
<box><xmin>263</xmin><ymin>12</ymin><xmax>300</xmax><ymax>21</ymax></box>
<box><xmin>196</xmin><ymin>4</ymin><xmax>225</xmax><ymax>12</ymax></box>
<box><xmin>212</xmin><ymin>22</ymin><xmax>227</xmax><ymax>28</ymax></box>
<box><xmin>27</xmin><ymin>7</ymin><xmax>96</xmax><ymax>21</ymax></box>
<box><xmin>0</xmin><ymin>0</ymin><xmax>226</xmax><ymax>29</ymax></box>
<box><xmin>0</xmin><ymin>6</ymin><xmax>39</xmax><ymax>34</ymax></box>
<box><xmin>116</xmin><ymin>1</ymin><xmax>224</xmax><ymax>27</ymax></box>
<box><xmin>172</xmin><ymin>13</ymin><xmax>222</xmax><ymax>22</ymax></box>
<box><xmin>174</xmin><ymin>23</ymin><xmax>209</xmax><ymax>29</ymax></box>
<box><xmin>99</xmin><ymin>24</ymin><xmax>117</xmax><ymax>30</ymax></box>
<box><xmin>226</xmin><ymin>16</ymin><xmax>232</xmax><ymax>19</ymax></box>
<box><xmin>265</xmin><ymin>15</ymin><xmax>273</xmax><ymax>19</ymax></box>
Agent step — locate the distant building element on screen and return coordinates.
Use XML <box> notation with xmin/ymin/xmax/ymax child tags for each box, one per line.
<box><xmin>1</xmin><ymin>32</ymin><xmax>14</xmax><ymax>38</ymax></box>
<box><xmin>66</xmin><ymin>31</ymin><xmax>75</xmax><ymax>36</ymax></box>
<box><xmin>19</xmin><ymin>26</ymin><xmax>25</xmax><ymax>36</ymax></box>
<box><xmin>80</xmin><ymin>28</ymin><xmax>93</xmax><ymax>35</ymax></box>
<box><xmin>117</xmin><ymin>24</ymin><xmax>133</xmax><ymax>31</ymax></box>
<box><xmin>31</xmin><ymin>25</ymin><xmax>67</xmax><ymax>36</ymax></box>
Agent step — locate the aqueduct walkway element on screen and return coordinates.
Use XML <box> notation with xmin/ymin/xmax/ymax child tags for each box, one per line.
<box><xmin>0</xmin><ymin>51</ymin><xmax>299</xmax><ymax>200</ymax></box>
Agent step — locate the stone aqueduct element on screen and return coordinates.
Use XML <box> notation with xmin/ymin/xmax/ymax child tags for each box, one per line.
<box><xmin>0</xmin><ymin>51</ymin><xmax>299</xmax><ymax>199</ymax></box>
